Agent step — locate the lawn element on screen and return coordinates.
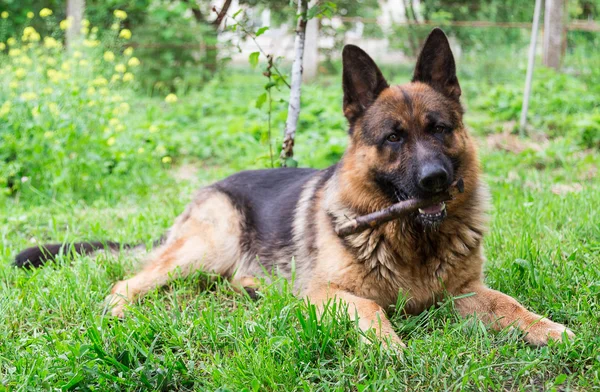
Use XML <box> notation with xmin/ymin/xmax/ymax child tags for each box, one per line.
<box><xmin>1</xmin><ymin>40</ymin><xmax>600</xmax><ymax>390</ymax></box>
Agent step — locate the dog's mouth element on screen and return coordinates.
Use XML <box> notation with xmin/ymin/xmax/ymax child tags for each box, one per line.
<box><xmin>417</xmin><ymin>201</ymin><xmax>447</xmax><ymax>227</ymax></box>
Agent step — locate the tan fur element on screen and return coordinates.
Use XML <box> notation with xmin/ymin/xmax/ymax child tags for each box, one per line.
<box><xmin>105</xmin><ymin>61</ymin><xmax>573</xmax><ymax>348</ymax></box>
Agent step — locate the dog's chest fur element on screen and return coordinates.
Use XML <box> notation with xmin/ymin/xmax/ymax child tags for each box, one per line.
<box><xmin>326</xmin><ymin>187</ymin><xmax>488</xmax><ymax>312</ymax></box>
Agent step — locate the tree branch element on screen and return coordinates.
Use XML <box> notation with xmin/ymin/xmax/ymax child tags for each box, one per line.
<box><xmin>213</xmin><ymin>0</ymin><xmax>233</xmax><ymax>28</ymax></box>
<box><xmin>335</xmin><ymin>179</ymin><xmax>464</xmax><ymax>237</ymax></box>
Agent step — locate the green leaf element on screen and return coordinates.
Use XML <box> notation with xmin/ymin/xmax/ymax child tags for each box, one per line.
<box><xmin>285</xmin><ymin>158</ymin><xmax>298</xmax><ymax>168</ymax></box>
<box><xmin>554</xmin><ymin>374</ymin><xmax>567</xmax><ymax>385</ymax></box>
<box><xmin>255</xmin><ymin>26</ymin><xmax>269</xmax><ymax>37</ymax></box>
<box><xmin>248</xmin><ymin>52</ymin><xmax>260</xmax><ymax>68</ymax></box>
<box><xmin>232</xmin><ymin>9</ymin><xmax>243</xmax><ymax>18</ymax></box>
<box><xmin>306</xmin><ymin>5</ymin><xmax>320</xmax><ymax>20</ymax></box>
<box><xmin>255</xmin><ymin>92</ymin><xmax>267</xmax><ymax>109</ymax></box>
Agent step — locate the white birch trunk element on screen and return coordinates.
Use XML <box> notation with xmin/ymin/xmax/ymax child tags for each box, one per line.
<box><xmin>66</xmin><ymin>0</ymin><xmax>85</xmax><ymax>50</ymax></box>
<box><xmin>280</xmin><ymin>0</ymin><xmax>308</xmax><ymax>166</ymax></box>
<box><xmin>543</xmin><ymin>0</ymin><xmax>565</xmax><ymax>69</ymax></box>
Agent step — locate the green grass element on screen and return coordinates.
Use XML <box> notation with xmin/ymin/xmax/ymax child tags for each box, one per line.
<box><xmin>2</xmin><ymin>39</ymin><xmax>600</xmax><ymax>389</ymax></box>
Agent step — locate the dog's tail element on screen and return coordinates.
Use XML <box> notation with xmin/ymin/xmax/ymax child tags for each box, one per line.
<box><xmin>14</xmin><ymin>241</ymin><xmax>123</xmax><ymax>268</ymax></box>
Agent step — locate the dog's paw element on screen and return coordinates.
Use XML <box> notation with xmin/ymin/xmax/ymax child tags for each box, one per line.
<box><xmin>525</xmin><ymin>319</ymin><xmax>575</xmax><ymax>346</ymax></box>
<box><xmin>104</xmin><ymin>294</ymin><xmax>127</xmax><ymax>318</ymax></box>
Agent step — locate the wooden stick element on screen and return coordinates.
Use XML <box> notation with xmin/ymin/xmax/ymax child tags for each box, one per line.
<box><xmin>335</xmin><ymin>179</ymin><xmax>464</xmax><ymax>237</ymax></box>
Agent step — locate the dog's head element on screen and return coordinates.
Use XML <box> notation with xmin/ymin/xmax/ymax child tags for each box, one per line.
<box><xmin>339</xmin><ymin>28</ymin><xmax>479</xmax><ymax>229</ymax></box>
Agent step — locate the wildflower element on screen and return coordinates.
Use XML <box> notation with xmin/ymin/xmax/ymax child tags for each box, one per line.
<box><xmin>21</xmin><ymin>177</ymin><xmax>29</xmax><ymax>183</ymax></box>
<box><xmin>60</xmin><ymin>18</ymin><xmax>73</xmax><ymax>30</ymax></box>
<box><xmin>109</xmin><ymin>118</ymin><xmax>120</xmax><ymax>127</ymax></box>
<box><xmin>165</xmin><ymin>93</ymin><xmax>178</xmax><ymax>103</ymax></box>
<box><xmin>116</xmin><ymin>124</ymin><xmax>125</xmax><ymax>132</ymax></box>
<box><xmin>22</xmin><ymin>27</ymin><xmax>41</xmax><ymax>42</ymax></box>
<box><xmin>91</xmin><ymin>27</ymin><xmax>98</xmax><ymax>34</ymax></box>
<box><xmin>119</xmin><ymin>29</ymin><xmax>132</xmax><ymax>40</ymax></box>
<box><xmin>73</xmin><ymin>51</ymin><xmax>82</xmax><ymax>58</ymax></box>
<box><xmin>83</xmin><ymin>39</ymin><xmax>100</xmax><ymax>48</ymax></box>
<box><xmin>149</xmin><ymin>125</ymin><xmax>159</xmax><ymax>133</ymax></box>
<box><xmin>27</xmin><ymin>12</ymin><xmax>34</xmax><ymax>19</ymax></box>
<box><xmin>48</xmin><ymin>103</ymin><xmax>59</xmax><ymax>115</ymax></box>
<box><xmin>111</xmin><ymin>74</ymin><xmax>121</xmax><ymax>82</ymax></box>
<box><xmin>0</xmin><ymin>101</ymin><xmax>11</xmax><ymax>117</ymax></box>
<box><xmin>18</xmin><ymin>55</ymin><xmax>33</xmax><ymax>66</ymax></box>
<box><xmin>44</xmin><ymin>131</ymin><xmax>54</xmax><ymax>138</ymax></box>
<box><xmin>20</xmin><ymin>92</ymin><xmax>38</xmax><ymax>101</ymax></box>
<box><xmin>122</xmin><ymin>72</ymin><xmax>134</xmax><ymax>82</ymax></box>
<box><xmin>92</xmin><ymin>77</ymin><xmax>108</xmax><ymax>86</ymax></box>
<box><xmin>124</xmin><ymin>47</ymin><xmax>134</xmax><ymax>56</ymax></box>
<box><xmin>7</xmin><ymin>37</ymin><xmax>16</xmax><ymax>46</ymax></box>
<box><xmin>43</xmin><ymin>87</ymin><xmax>53</xmax><ymax>95</ymax></box>
<box><xmin>61</xmin><ymin>62</ymin><xmax>71</xmax><ymax>72</ymax></box>
<box><xmin>32</xmin><ymin>106</ymin><xmax>40</xmax><ymax>117</ymax></box>
<box><xmin>79</xmin><ymin>59</ymin><xmax>89</xmax><ymax>66</ymax></box>
<box><xmin>15</xmin><ymin>68</ymin><xmax>26</xmax><ymax>79</ymax></box>
<box><xmin>114</xmin><ymin>63</ymin><xmax>126</xmax><ymax>73</ymax></box>
<box><xmin>9</xmin><ymin>48</ymin><xmax>22</xmax><ymax>57</ymax></box>
<box><xmin>162</xmin><ymin>156</ymin><xmax>172</xmax><ymax>164</ymax></box>
<box><xmin>99</xmin><ymin>88</ymin><xmax>109</xmax><ymax>95</ymax></box>
<box><xmin>87</xmin><ymin>100</ymin><xmax>97</xmax><ymax>107</ymax></box>
<box><xmin>39</xmin><ymin>8</ymin><xmax>53</xmax><ymax>18</ymax></box>
<box><xmin>0</xmin><ymin>43</ymin><xmax>5</xmax><ymax>51</ymax></box>
<box><xmin>87</xmin><ymin>87</ymin><xmax>96</xmax><ymax>95</ymax></box>
<box><xmin>81</xmin><ymin>27</ymin><xmax>89</xmax><ymax>35</ymax></box>
<box><xmin>103</xmin><ymin>51</ymin><xmax>115</xmax><ymax>62</ymax></box>
<box><xmin>82</xmin><ymin>19</ymin><xmax>90</xmax><ymax>27</ymax></box>
<box><xmin>113</xmin><ymin>10</ymin><xmax>128</xmax><ymax>20</ymax></box>
<box><xmin>43</xmin><ymin>36</ymin><xmax>61</xmax><ymax>49</ymax></box>
<box><xmin>111</xmin><ymin>23</ymin><xmax>119</xmax><ymax>31</ymax></box>
<box><xmin>9</xmin><ymin>81</ymin><xmax>19</xmax><ymax>89</ymax></box>
<box><xmin>117</xmin><ymin>102</ymin><xmax>130</xmax><ymax>114</ymax></box>
<box><xmin>127</xmin><ymin>57</ymin><xmax>140</xmax><ymax>67</ymax></box>
<box><xmin>107</xmin><ymin>137</ymin><xmax>116</xmax><ymax>146</ymax></box>
<box><xmin>46</xmin><ymin>57</ymin><xmax>57</xmax><ymax>66</ymax></box>
<box><xmin>138</xmin><ymin>147</ymin><xmax>145</xmax><ymax>154</ymax></box>
<box><xmin>1</xmin><ymin>11</ymin><xmax>8</xmax><ymax>19</ymax></box>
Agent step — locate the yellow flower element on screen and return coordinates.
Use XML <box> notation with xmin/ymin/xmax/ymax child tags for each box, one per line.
<box><xmin>43</xmin><ymin>36</ymin><xmax>61</xmax><ymax>49</ymax></box>
<box><xmin>46</xmin><ymin>57</ymin><xmax>57</xmax><ymax>66</ymax></box>
<box><xmin>48</xmin><ymin>103</ymin><xmax>59</xmax><ymax>115</ymax></box>
<box><xmin>73</xmin><ymin>50</ymin><xmax>82</xmax><ymax>58</ymax></box>
<box><xmin>113</xmin><ymin>10</ymin><xmax>128</xmax><ymax>20</ymax></box>
<box><xmin>114</xmin><ymin>63</ymin><xmax>126</xmax><ymax>73</ymax></box>
<box><xmin>127</xmin><ymin>57</ymin><xmax>140</xmax><ymax>67</ymax></box>
<box><xmin>15</xmin><ymin>68</ymin><xmax>26</xmax><ymax>79</ymax></box>
<box><xmin>124</xmin><ymin>47</ymin><xmax>134</xmax><ymax>56</ymax></box>
<box><xmin>8</xmin><ymin>48</ymin><xmax>21</xmax><ymax>57</ymax></box>
<box><xmin>119</xmin><ymin>29</ymin><xmax>132</xmax><ymax>40</ymax></box>
<box><xmin>1</xmin><ymin>11</ymin><xmax>8</xmax><ymax>19</ymax></box>
<box><xmin>0</xmin><ymin>101</ymin><xmax>11</xmax><ymax>117</ymax></box>
<box><xmin>87</xmin><ymin>100</ymin><xmax>97</xmax><ymax>107</ymax></box>
<box><xmin>103</xmin><ymin>51</ymin><xmax>115</xmax><ymax>62</ymax></box>
<box><xmin>81</xmin><ymin>27</ymin><xmax>89</xmax><ymax>35</ymax></box>
<box><xmin>22</xmin><ymin>27</ymin><xmax>41</xmax><ymax>42</ymax></box>
<box><xmin>83</xmin><ymin>39</ymin><xmax>100</xmax><ymax>48</ymax></box>
<box><xmin>111</xmin><ymin>74</ymin><xmax>121</xmax><ymax>82</ymax></box>
<box><xmin>27</xmin><ymin>12</ymin><xmax>34</xmax><ymax>19</ymax></box>
<box><xmin>165</xmin><ymin>93</ymin><xmax>178</xmax><ymax>103</ymax></box>
<box><xmin>43</xmin><ymin>87</ymin><xmax>53</xmax><ymax>95</ymax></box>
<box><xmin>92</xmin><ymin>77</ymin><xmax>108</xmax><ymax>87</ymax></box>
<box><xmin>106</xmin><ymin>137</ymin><xmax>116</xmax><ymax>146</ymax></box>
<box><xmin>81</xmin><ymin>19</ymin><xmax>90</xmax><ymax>27</ymax></box>
<box><xmin>39</xmin><ymin>8</ymin><xmax>53</xmax><ymax>18</ymax></box>
<box><xmin>0</xmin><ymin>43</ymin><xmax>5</xmax><ymax>51</ymax></box>
<box><xmin>111</xmin><ymin>23</ymin><xmax>119</xmax><ymax>31</ymax></box>
<box><xmin>60</xmin><ymin>18</ymin><xmax>73</xmax><ymax>30</ymax></box>
<box><xmin>9</xmin><ymin>81</ymin><xmax>19</xmax><ymax>89</ymax></box>
<box><xmin>79</xmin><ymin>59</ymin><xmax>89</xmax><ymax>66</ymax></box>
<box><xmin>116</xmin><ymin>124</ymin><xmax>125</xmax><ymax>132</ymax></box>
<box><xmin>44</xmin><ymin>131</ymin><xmax>54</xmax><ymax>138</ymax></box>
<box><xmin>91</xmin><ymin>26</ymin><xmax>98</xmax><ymax>34</ymax></box>
<box><xmin>162</xmin><ymin>156</ymin><xmax>172</xmax><ymax>164</ymax></box>
<box><xmin>149</xmin><ymin>125</ymin><xmax>159</xmax><ymax>133</ymax></box>
<box><xmin>17</xmin><ymin>55</ymin><xmax>33</xmax><ymax>66</ymax></box>
<box><xmin>32</xmin><ymin>106</ymin><xmax>40</xmax><ymax>117</ymax></box>
<box><xmin>99</xmin><ymin>88</ymin><xmax>109</xmax><ymax>95</ymax></box>
<box><xmin>20</xmin><ymin>92</ymin><xmax>38</xmax><ymax>101</ymax></box>
<box><xmin>61</xmin><ymin>62</ymin><xmax>71</xmax><ymax>72</ymax></box>
<box><xmin>137</xmin><ymin>147</ymin><xmax>145</xmax><ymax>154</ymax></box>
<box><xmin>7</xmin><ymin>37</ymin><xmax>16</xmax><ymax>46</ymax></box>
<box><xmin>87</xmin><ymin>87</ymin><xmax>96</xmax><ymax>95</ymax></box>
<box><xmin>122</xmin><ymin>72</ymin><xmax>134</xmax><ymax>82</ymax></box>
<box><xmin>109</xmin><ymin>118</ymin><xmax>120</xmax><ymax>126</ymax></box>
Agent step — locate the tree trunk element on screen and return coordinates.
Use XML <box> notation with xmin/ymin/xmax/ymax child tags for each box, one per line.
<box><xmin>66</xmin><ymin>0</ymin><xmax>85</xmax><ymax>50</ymax></box>
<box><xmin>543</xmin><ymin>0</ymin><xmax>565</xmax><ymax>69</ymax></box>
<box><xmin>280</xmin><ymin>0</ymin><xmax>308</xmax><ymax>166</ymax></box>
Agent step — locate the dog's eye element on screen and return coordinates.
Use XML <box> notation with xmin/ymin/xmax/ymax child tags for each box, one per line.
<box><xmin>386</xmin><ymin>133</ymin><xmax>401</xmax><ymax>143</ymax></box>
<box><xmin>435</xmin><ymin>125</ymin><xmax>452</xmax><ymax>134</ymax></box>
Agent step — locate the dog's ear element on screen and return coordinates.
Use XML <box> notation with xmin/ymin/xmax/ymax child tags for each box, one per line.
<box><xmin>342</xmin><ymin>45</ymin><xmax>389</xmax><ymax>123</ymax></box>
<box><xmin>412</xmin><ymin>28</ymin><xmax>461</xmax><ymax>100</ymax></box>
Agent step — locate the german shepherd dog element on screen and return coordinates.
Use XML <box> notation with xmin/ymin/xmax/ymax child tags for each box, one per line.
<box><xmin>16</xmin><ymin>29</ymin><xmax>573</xmax><ymax>347</ymax></box>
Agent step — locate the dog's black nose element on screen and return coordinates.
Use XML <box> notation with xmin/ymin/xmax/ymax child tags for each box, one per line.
<box><xmin>418</xmin><ymin>164</ymin><xmax>448</xmax><ymax>192</ymax></box>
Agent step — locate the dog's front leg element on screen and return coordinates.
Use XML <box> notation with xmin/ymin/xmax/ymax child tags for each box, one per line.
<box><xmin>306</xmin><ymin>286</ymin><xmax>405</xmax><ymax>348</ymax></box>
<box><xmin>453</xmin><ymin>281</ymin><xmax>574</xmax><ymax>346</ymax></box>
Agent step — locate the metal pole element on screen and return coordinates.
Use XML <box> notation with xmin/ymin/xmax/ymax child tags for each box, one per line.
<box><xmin>519</xmin><ymin>0</ymin><xmax>543</xmax><ymax>136</ymax></box>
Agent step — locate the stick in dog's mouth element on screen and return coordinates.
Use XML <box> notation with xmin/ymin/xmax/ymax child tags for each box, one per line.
<box><xmin>335</xmin><ymin>178</ymin><xmax>465</xmax><ymax>237</ymax></box>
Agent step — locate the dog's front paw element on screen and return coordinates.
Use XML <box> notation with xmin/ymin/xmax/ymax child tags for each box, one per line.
<box><xmin>104</xmin><ymin>293</ymin><xmax>128</xmax><ymax>318</ymax></box>
<box><xmin>525</xmin><ymin>319</ymin><xmax>575</xmax><ymax>346</ymax></box>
